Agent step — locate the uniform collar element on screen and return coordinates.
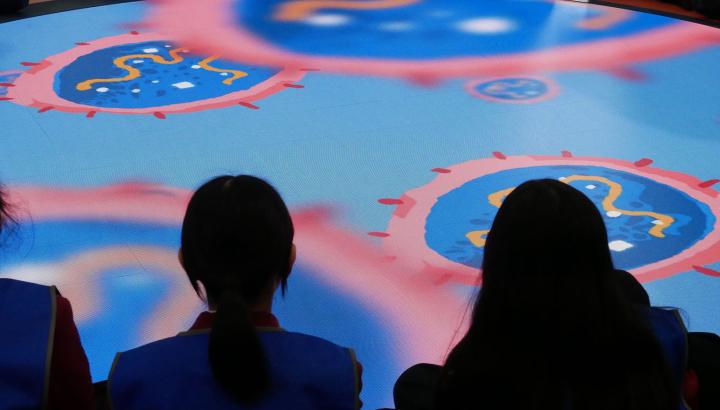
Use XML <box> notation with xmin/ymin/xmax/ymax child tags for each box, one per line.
<box><xmin>189</xmin><ymin>311</ymin><xmax>281</xmax><ymax>331</ymax></box>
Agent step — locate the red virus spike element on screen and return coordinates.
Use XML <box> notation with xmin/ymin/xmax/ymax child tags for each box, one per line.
<box><xmin>433</xmin><ymin>273</ymin><xmax>453</xmax><ymax>286</ymax></box>
<box><xmin>283</xmin><ymin>83</ymin><xmax>304</xmax><ymax>88</ymax></box>
<box><xmin>408</xmin><ymin>74</ymin><xmax>441</xmax><ymax>87</ymax></box>
<box><xmin>561</xmin><ymin>150</ymin><xmax>573</xmax><ymax>158</ymax></box>
<box><xmin>431</xmin><ymin>168</ymin><xmax>451</xmax><ymax>174</ymax></box>
<box><xmin>0</xmin><ymin>97</ymin><xmax>13</xmax><ymax>101</ymax></box>
<box><xmin>153</xmin><ymin>112</ymin><xmax>166</xmax><ymax>119</ymax></box>
<box><xmin>368</xmin><ymin>231</ymin><xmax>390</xmax><ymax>238</ymax></box>
<box><xmin>38</xmin><ymin>106</ymin><xmax>54</xmax><ymax>113</ymax></box>
<box><xmin>300</xmin><ymin>68</ymin><xmax>320</xmax><ymax>72</ymax></box>
<box><xmin>122</xmin><ymin>21</ymin><xmax>149</xmax><ymax>31</ymax></box>
<box><xmin>20</xmin><ymin>62</ymin><xmax>40</xmax><ymax>66</ymax></box>
<box><xmin>86</xmin><ymin>111</ymin><xmax>97</xmax><ymax>118</ymax></box>
<box><xmin>605</xmin><ymin>67</ymin><xmax>648</xmax><ymax>82</ymax></box>
<box><xmin>492</xmin><ymin>151</ymin><xmax>507</xmax><ymax>160</ymax></box>
<box><xmin>75</xmin><ymin>42</ymin><xmax>90</xmax><ymax>46</ymax></box>
<box><xmin>634</xmin><ymin>158</ymin><xmax>653</xmax><ymax>167</ymax></box>
<box><xmin>130</xmin><ymin>31</ymin><xmax>140</xmax><ymax>35</ymax></box>
<box><xmin>699</xmin><ymin>179</ymin><xmax>720</xmax><ymax>189</ymax></box>
<box><xmin>238</xmin><ymin>101</ymin><xmax>259</xmax><ymax>109</ymax></box>
<box><xmin>378</xmin><ymin>198</ymin><xmax>404</xmax><ymax>205</ymax></box>
<box><xmin>693</xmin><ymin>265</ymin><xmax>720</xmax><ymax>277</ymax></box>
<box><xmin>0</xmin><ymin>83</ymin><xmax>15</xmax><ymax>87</ymax></box>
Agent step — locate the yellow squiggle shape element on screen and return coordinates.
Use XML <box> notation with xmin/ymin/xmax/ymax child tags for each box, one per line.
<box><xmin>76</xmin><ymin>49</ymin><xmax>248</xmax><ymax>91</ymax></box>
<box><xmin>562</xmin><ymin>175</ymin><xmax>674</xmax><ymax>238</ymax></box>
<box><xmin>76</xmin><ymin>48</ymin><xmax>187</xmax><ymax>91</ymax></box>
<box><xmin>466</xmin><ymin>230</ymin><xmax>489</xmax><ymax>248</ymax></box>
<box><xmin>467</xmin><ymin>175</ymin><xmax>675</xmax><ymax>248</ymax></box>
<box><xmin>577</xmin><ymin>9</ymin><xmax>631</xmax><ymax>30</ymax></box>
<box><xmin>274</xmin><ymin>0</ymin><xmax>420</xmax><ymax>21</ymax></box>
<box><xmin>197</xmin><ymin>56</ymin><xmax>248</xmax><ymax>85</ymax></box>
<box><xmin>488</xmin><ymin>187</ymin><xmax>514</xmax><ymax>208</ymax></box>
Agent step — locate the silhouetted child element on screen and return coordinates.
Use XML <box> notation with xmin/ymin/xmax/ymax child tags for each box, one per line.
<box><xmin>0</xmin><ymin>186</ymin><xmax>94</xmax><ymax>409</ymax></box>
<box><xmin>108</xmin><ymin>175</ymin><xmax>362</xmax><ymax>409</ymax></box>
<box><xmin>437</xmin><ymin>180</ymin><xmax>687</xmax><ymax>409</ymax></box>
<box><xmin>397</xmin><ymin>180</ymin><xmax>683</xmax><ymax>410</ymax></box>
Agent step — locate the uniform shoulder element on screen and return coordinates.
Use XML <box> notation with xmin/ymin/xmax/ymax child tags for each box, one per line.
<box><xmin>267</xmin><ymin>329</ymin><xmax>351</xmax><ymax>351</ymax></box>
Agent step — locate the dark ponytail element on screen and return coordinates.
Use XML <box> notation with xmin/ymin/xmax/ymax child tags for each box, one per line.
<box><xmin>209</xmin><ymin>289</ymin><xmax>268</xmax><ymax>402</ymax></box>
<box><xmin>181</xmin><ymin>175</ymin><xmax>294</xmax><ymax>404</ymax></box>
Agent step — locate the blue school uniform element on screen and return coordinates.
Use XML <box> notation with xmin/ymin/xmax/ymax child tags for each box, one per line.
<box><xmin>0</xmin><ymin>278</ymin><xmax>56</xmax><ymax>409</ymax></box>
<box><xmin>646</xmin><ymin>307</ymin><xmax>689</xmax><ymax>409</ymax></box>
<box><xmin>109</xmin><ymin>326</ymin><xmax>359</xmax><ymax>410</ymax></box>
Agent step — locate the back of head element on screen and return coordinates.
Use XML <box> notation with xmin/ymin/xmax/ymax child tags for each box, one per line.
<box><xmin>181</xmin><ymin>175</ymin><xmax>294</xmax><ymax>403</ymax></box>
<box><xmin>479</xmin><ymin>179</ymin><xmax>614</xmax><ymax>316</ymax></box>
<box><xmin>614</xmin><ymin>269</ymin><xmax>651</xmax><ymax>307</ymax></box>
<box><xmin>439</xmin><ymin>179</ymin><xmax>676</xmax><ymax>410</ymax></box>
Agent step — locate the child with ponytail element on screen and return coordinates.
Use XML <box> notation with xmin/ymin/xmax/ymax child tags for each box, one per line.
<box><xmin>109</xmin><ymin>175</ymin><xmax>362</xmax><ymax>409</ymax></box>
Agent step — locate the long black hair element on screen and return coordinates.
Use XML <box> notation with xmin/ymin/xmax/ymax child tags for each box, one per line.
<box><xmin>437</xmin><ymin>179</ymin><xmax>677</xmax><ymax>410</ymax></box>
<box><xmin>0</xmin><ymin>186</ymin><xmax>17</xmax><ymax>245</ymax></box>
<box><xmin>181</xmin><ymin>175</ymin><xmax>294</xmax><ymax>403</ymax></box>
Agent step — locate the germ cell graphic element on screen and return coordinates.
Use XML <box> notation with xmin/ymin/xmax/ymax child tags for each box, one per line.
<box><xmin>373</xmin><ymin>152</ymin><xmax>720</xmax><ymax>285</ymax></box>
<box><xmin>2</xmin><ymin>32</ymin><xmax>306</xmax><ymax>118</ymax></box>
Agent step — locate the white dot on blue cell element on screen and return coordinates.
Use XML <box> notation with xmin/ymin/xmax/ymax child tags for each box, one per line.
<box><xmin>131</xmin><ymin>89</ymin><xmax>141</xmax><ymax>93</ymax></box>
<box><xmin>304</xmin><ymin>13</ymin><xmax>351</xmax><ymax>26</ymax></box>
<box><xmin>457</xmin><ymin>17</ymin><xmax>516</xmax><ymax>34</ymax></box>
<box><xmin>191</xmin><ymin>65</ymin><xmax>201</xmax><ymax>69</ymax></box>
<box><xmin>152</xmin><ymin>80</ymin><xmax>160</xmax><ymax>84</ymax></box>
<box><xmin>96</xmin><ymin>87</ymin><xmax>109</xmax><ymax>93</ymax></box>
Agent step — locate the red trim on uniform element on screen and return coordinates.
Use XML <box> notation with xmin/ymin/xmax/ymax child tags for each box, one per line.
<box><xmin>683</xmin><ymin>369</ymin><xmax>699</xmax><ymax>409</ymax></box>
<box><xmin>189</xmin><ymin>311</ymin><xmax>281</xmax><ymax>331</ymax></box>
<box><xmin>48</xmin><ymin>294</ymin><xmax>94</xmax><ymax>410</ymax></box>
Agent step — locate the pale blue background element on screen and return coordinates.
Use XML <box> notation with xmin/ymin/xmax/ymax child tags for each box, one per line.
<box><xmin>1</xmin><ymin>2</ymin><xmax>720</xmax><ymax>408</ymax></box>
